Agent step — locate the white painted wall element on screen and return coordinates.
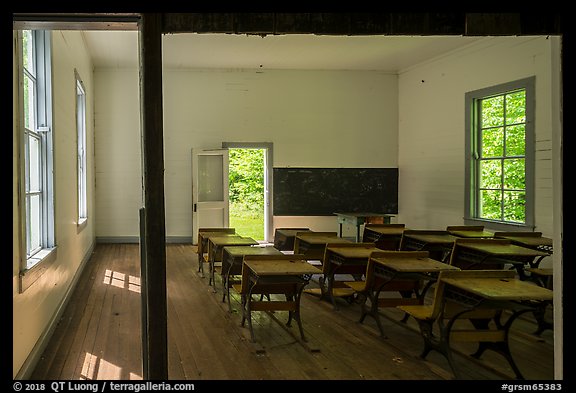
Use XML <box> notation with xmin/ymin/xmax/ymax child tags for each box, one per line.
<box><xmin>13</xmin><ymin>31</ymin><xmax>96</xmax><ymax>378</ymax></box>
<box><xmin>94</xmin><ymin>68</ymin><xmax>398</xmax><ymax>240</ymax></box>
<box><xmin>398</xmin><ymin>36</ymin><xmax>563</xmax><ymax>377</ymax></box>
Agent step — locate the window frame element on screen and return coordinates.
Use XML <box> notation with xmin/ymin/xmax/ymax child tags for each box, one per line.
<box><xmin>464</xmin><ymin>77</ymin><xmax>536</xmax><ymax>231</ymax></box>
<box><xmin>76</xmin><ymin>70</ymin><xmax>88</xmax><ymax>228</ymax></box>
<box><xmin>17</xmin><ymin>29</ymin><xmax>57</xmax><ymax>292</ymax></box>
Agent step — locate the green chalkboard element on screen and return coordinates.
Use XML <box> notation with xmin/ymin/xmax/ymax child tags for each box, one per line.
<box><xmin>273</xmin><ymin>167</ymin><xmax>398</xmax><ymax>216</ymax></box>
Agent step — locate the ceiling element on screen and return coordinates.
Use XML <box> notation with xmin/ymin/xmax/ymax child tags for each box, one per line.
<box><xmin>82</xmin><ymin>31</ymin><xmax>485</xmax><ymax>72</ymax></box>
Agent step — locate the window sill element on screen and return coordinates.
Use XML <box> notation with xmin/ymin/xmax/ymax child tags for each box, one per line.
<box><xmin>463</xmin><ymin>217</ymin><xmax>535</xmax><ymax>232</ymax></box>
<box><xmin>20</xmin><ymin>247</ymin><xmax>58</xmax><ymax>293</ymax></box>
<box><xmin>77</xmin><ymin>217</ymin><xmax>88</xmax><ymax>232</ymax></box>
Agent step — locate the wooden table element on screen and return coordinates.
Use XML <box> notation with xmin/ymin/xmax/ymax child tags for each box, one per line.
<box><xmin>237</xmin><ymin>255</ymin><xmax>321</xmax><ymax>342</ymax></box>
<box><xmin>197</xmin><ymin>229</ymin><xmax>236</xmax><ymax>274</ymax></box>
<box><xmin>221</xmin><ymin>246</ymin><xmax>283</xmax><ymax>311</ymax></box>
<box><xmin>494</xmin><ymin>232</ymin><xmax>553</xmax><ymax>264</ymax></box>
<box><xmin>334</xmin><ymin>212</ymin><xmax>395</xmax><ymax>242</ymax></box>
<box><xmin>452</xmin><ymin>240</ymin><xmax>549</xmax><ymax>280</ymax></box>
<box><xmin>207</xmin><ymin>236</ymin><xmax>258</xmax><ymax>289</ymax></box>
<box><xmin>348</xmin><ymin>252</ymin><xmax>459</xmax><ymax>337</ymax></box>
<box><xmin>273</xmin><ymin>228</ymin><xmax>311</xmax><ymax>251</ymax></box>
<box><xmin>319</xmin><ymin>243</ymin><xmax>380</xmax><ymax>308</ymax></box>
<box><xmin>400</xmin><ymin>230</ymin><xmax>458</xmax><ymax>262</ymax></box>
<box><xmin>294</xmin><ymin>232</ymin><xmax>351</xmax><ymax>261</ymax></box>
<box><xmin>447</xmin><ymin>229</ymin><xmax>494</xmax><ymax>239</ymax></box>
<box><xmin>362</xmin><ymin>223</ymin><xmax>405</xmax><ymax>250</ymax></box>
<box><xmin>439</xmin><ymin>273</ymin><xmax>553</xmax><ymax>379</ymax></box>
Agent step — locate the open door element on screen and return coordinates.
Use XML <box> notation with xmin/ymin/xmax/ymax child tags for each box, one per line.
<box><xmin>192</xmin><ymin>148</ymin><xmax>229</xmax><ymax>244</ymax></box>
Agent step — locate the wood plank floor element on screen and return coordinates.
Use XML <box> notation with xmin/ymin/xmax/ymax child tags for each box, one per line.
<box><xmin>31</xmin><ymin>243</ymin><xmax>554</xmax><ymax>381</ymax></box>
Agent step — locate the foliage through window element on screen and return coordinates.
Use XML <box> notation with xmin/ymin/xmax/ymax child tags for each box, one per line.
<box><xmin>465</xmin><ymin>78</ymin><xmax>534</xmax><ymax>229</ymax></box>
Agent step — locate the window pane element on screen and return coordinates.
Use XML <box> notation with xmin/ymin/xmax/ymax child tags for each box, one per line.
<box><xmin>505</xmin><ymin>125</ymin><xmax>525</xmax><ymax>156</ymax></box>
<box><xmin>481</xmin><ymin>95</ymin><xmax>504</xmax><ymax>127</ymax></box>
<box><xmin>22</xmin><ymin>30</ymin><xmax>34</xmax><ymax>75</ymax></box>
<box><xmin>198</xmin><ymin>155</ymin><xmax>224</xmax><ymax>201</ymax></box>
<box><xmin>28</xmin><ymin>135</ymin><xmax>41</xmax><ymax>192</ymax></box>
<box><xmin>503</xmin><ymin>191</ymin><xmax>525</xmax><ymax>222</ymax></box>
<box><xmin>23</xmin><ymin>75</ymin><xmax>35</xmax><ymax>131</ymax></box>
<box><xmin>27</xmin><ymin>194</ymin><xmax>42</xmax><ymax>254</ymax></box>
<box><xmin>480</xmin><ymin>159</ymin><xmax>502</xmax><ymax>189</ymax></box>
<box><xmin>479</xmin><ymin>189</ymin><xmax>501</xmax><ymax>220</ymax></box>
<box><xmin>503</xmin><ymin>158</ymin><xmax>525</xmax><ymax>190</ymax></box>
<box><xmin>481</xmin><ymin>127</ymin><xmax>503</xmax><ymax>157</ymax></box>
<box><xmin>506</xmin><ymin>90</ymin><xmax>526</xmax><ymax>125</ymax></box>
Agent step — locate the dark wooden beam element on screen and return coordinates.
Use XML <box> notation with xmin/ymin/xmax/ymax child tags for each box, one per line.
<box><xmin>138</xmin><ymin>12</ymin><xmax>168</xmax><ymax>381</ymax></box>
<box><xmin>12</xmin><ymin>13</ymin><xmax>140</xmax><ymax>30</ymax></box>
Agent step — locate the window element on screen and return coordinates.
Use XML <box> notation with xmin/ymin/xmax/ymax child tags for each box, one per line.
<box><xmin>464</xmin><ymin>77</ymin><xmax>535</xmax><ymax>230</ymax></box>
<box><xmin>19</xmin><ymin>29</ymin><xmax>55</xmax><ymax>272</ymax></box>
<box><xmin>76</xmin><ymin>73</ymin><xmax>87</xmax><ymax>224</ymax></box>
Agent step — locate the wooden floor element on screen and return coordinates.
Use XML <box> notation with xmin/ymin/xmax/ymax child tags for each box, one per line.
<box><xmin>31</xmin><ymin>243</ymin><xmax>555</xmax><ymax>381</ymax></box>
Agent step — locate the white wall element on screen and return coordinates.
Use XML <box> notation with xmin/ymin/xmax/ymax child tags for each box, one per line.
<box><xmin>13</xmin><ymin>31</ymin><xmax>96</xmax><ymax>378</ymax></box>
<box><xmin>94</xmin><ymin>67</ymin><xmax>398</xmax><ymax>240</ymax></box>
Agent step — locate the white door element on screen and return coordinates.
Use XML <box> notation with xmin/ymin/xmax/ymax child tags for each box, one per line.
<box><xmin>192</xmin><ymin>148</ymin><xmax>229</xmax><ymax>244</ymax></box>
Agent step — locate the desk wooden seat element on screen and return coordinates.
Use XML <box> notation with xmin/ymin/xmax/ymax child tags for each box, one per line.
<box><xmin>398</xmin><ymin>269</ymin><xmax>553</xmax><ymax>380</ymax></box>
<box><xmin>345</xmin><ymin>251</ymin><xmax>459</xmax><ymax>337</ymax></box>
<box><xmin>232</xmin><ymin>254</ymin><xmax>320</xmax><ymax>342</ymax></box>
<box><xmin>362</xmin><ymin>223</ymin><xmax>406</xmax><ymax>250</ymax></box>
<box><xmin>197</xmin><ymin>228</ymin><xmax>236</xmax><ymax>274</ymax></box>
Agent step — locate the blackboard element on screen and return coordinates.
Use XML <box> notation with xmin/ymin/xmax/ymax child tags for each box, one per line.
<box><xmin>273</xmin><ymin>167</ymin><xmax>398</xmax><ymax>216</ymax></box>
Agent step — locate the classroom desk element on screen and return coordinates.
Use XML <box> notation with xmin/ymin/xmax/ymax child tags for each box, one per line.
<box><xmin>197</xmin><ymin>230</ymin><xmax>236</xmax><ymax>274</ymax></box>
<box><xmin>238</xmin><ymin>256</ymin><xmax>321</xmax><ymax>342</ymax></box>
<box><xmin>207</xmin><ymin>236</ymin><xmax>259</xmax><ymax>289</ymax></box>
<box><xmin>320</xmin><ymin>244</ymin><xmax>381</xmax><ymax>308</ymax></box>
<box><xmin>494</xmin><ymin>232</ymin><xmax>553</xmax><ymax>266</ymax></box>
<box><xmin>273</xmin><ymin>228</ymin><xmax>311</xmax><ymax>251</ymax></box>
<box><xmin>348</xmin><ymin>253</ymin><xmax>459</xmax><ymax>337</ymax></box>
<box><xmin>334</xmin><ymin>212</ymin><xmax>395</xmax><ymax>242</ymax></box>
<box><xmin>447</xmin><ymin>229</ymin><xmax>494</xmax><ymax>238</ymax></box>
<box><xmin>294</xmin><ymin>233</ymin><xmax>351</xmax><ymax>261</ymax></box>
<box><xmin>362</xmin><ymin>224</ymin><xmax>406</xmax><ymax>250</ymax></box>
<box><xmin>439</xmin><ymin>274</ymin><xmax>553</xmax><ymax>379</ymax></box>
<box><xmin>453</xmin><ymin>240</ymin><xmax>549</xmax><ymax>280</ymax></box>
<box><xmin>221</xmin><ymin>246</ymin><xmax>283</xmax><ymax>311</ymax></box>
<box><xmin>400</xmin><ymin>231</ymin><xmax>458</xmax><ymax>262</ymax></box>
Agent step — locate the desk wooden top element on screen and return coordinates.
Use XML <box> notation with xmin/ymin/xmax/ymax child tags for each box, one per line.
<box><xmin>275</xmin><ymin>229</ymin><xmax>311</xmax><ymax>236</ymax></box>
<box><xmin>372</xmin><ymin>256</ymin><xmax>460</xmax><ymax>273</ymax></box>
<box><xmin>404</xmin><ymin>233</ymin><xmax>459</xmax><ymax>244</ymax></box>
<box><xmin>458</xmin><ymin>242</ymin><xmax>549</xmax><ymax>257</ymax></box>
<box><xmin>364</xmin><ymin>226</ymin><xmax>406</xmax><ymax>236</ymax></box>
<box><xmin>245</xmin><ymin>258</ymin><xmax>322</xmax><ymax>276</ymax></box>
<box><xmin>210</xmin><ymin>236</ymin><xmax>259</xmax><ymax>247</ymax></box>
<box><xmin>334</xmin><ymin>212</ymin><xmax>393</xmax><ymax>218</ymax></box>
<box><xmin>448</xmin><ymin>230</ymin><xmax>494</xmax><ymax>238</ymax></box>
<box><xmin>223</xmin><ymin>246</ymin><xmax>282</xmax><ymax>258</ymax></box>
<box><xmin>200</xmin><ymin>232</ymin><xmax>239</xmax><ymax>241</ymax></box>
<box><xmin>442</xmin><ymin>277</ymin><xmax>553</xmax><ymax>301</ymax></box>
<box><xmin>296</xmin><ymin>234</ymin><xmax>351</xmax><ymax>245</ymax></box>
<box><xmin>326</xmin><ymin>245</ymin><xmax>380</xmax><ymax>259</ymax></box>
<box><xmin>495</xmin><ymin>235</ymin><xmax>553</xmax><ymax>248</ymax></box>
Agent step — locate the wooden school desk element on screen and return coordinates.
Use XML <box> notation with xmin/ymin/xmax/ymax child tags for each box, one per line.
<box><xmin>493</xmin><ymin>231</ymin><xmax>553</xmax><ymax>267</ymax></box>
<box><xmin>206</xmin><ymin>235</ymin><xmax>258</xmax><ymax>290</ymax></box>
<box><xmin>399</xmin><ymin>230</ymin><xmax>458</xmax><ymax>262</ymax></box>
<box><xmin>334</xmin><ymin>212</ymin><xmax>395</xmax><ymax>242</ymax></box>
<box><xmin>346</xmin><ymin>251</ymin><xmax>459</xmax><ymax>337</ymax></box>
<box><xmin>197</xmin><ymin>228</ymin><xmax>236</xmax><ymax>274</ymax></box>
<box><xmin>319</xmin><ymin>243</ymin><xmax>381</xmax><ymax>308</ymax></box>
<box><xmin>446</xmin><ymin>225</ymin><xmax>494</xmax><ymax>239</ymax></box>
<box><xmin>235</xmin><ymin>255</ymin><xmax>321</xmax><ymax>343</ymax></box>
<box><xmin>362</xmin><ymin>223</ymin><xmax>406</xmax><ymax>250</ymax></box>
<box><xmin>221</xmin><ymin>245</ymin><xmax>283</xmax><ymax>311</ymax></box>
<box><xmin>293</xmin><ymin>232</ymin><xmax>351</xmax><ymax>261</ymax></box>
<box><xmin>273</xmin><ymin>228</ymin><xmax>311</xmax><ymax>251</ymax></box>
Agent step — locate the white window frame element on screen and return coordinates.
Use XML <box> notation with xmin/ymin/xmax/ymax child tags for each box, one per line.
<box><xmin>17</xmin><ymin>29</ymin><xmax>56</xmax><ymax>292</ymax></box>
<box><xmin>76</xmin><ymin>71</ymin><xmax>88</xmax><ymax>227</ymax></box>
<box><xmin>464</xmin><ymin>77</ymin><xmax>535</xmax><ymax>231</ymax></box>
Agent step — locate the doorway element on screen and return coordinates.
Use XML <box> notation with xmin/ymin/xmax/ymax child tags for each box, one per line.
<box><xmin>222</xmin><ymin>142</ymin><xmax>273</xmax><ymax>243</ymax></box>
